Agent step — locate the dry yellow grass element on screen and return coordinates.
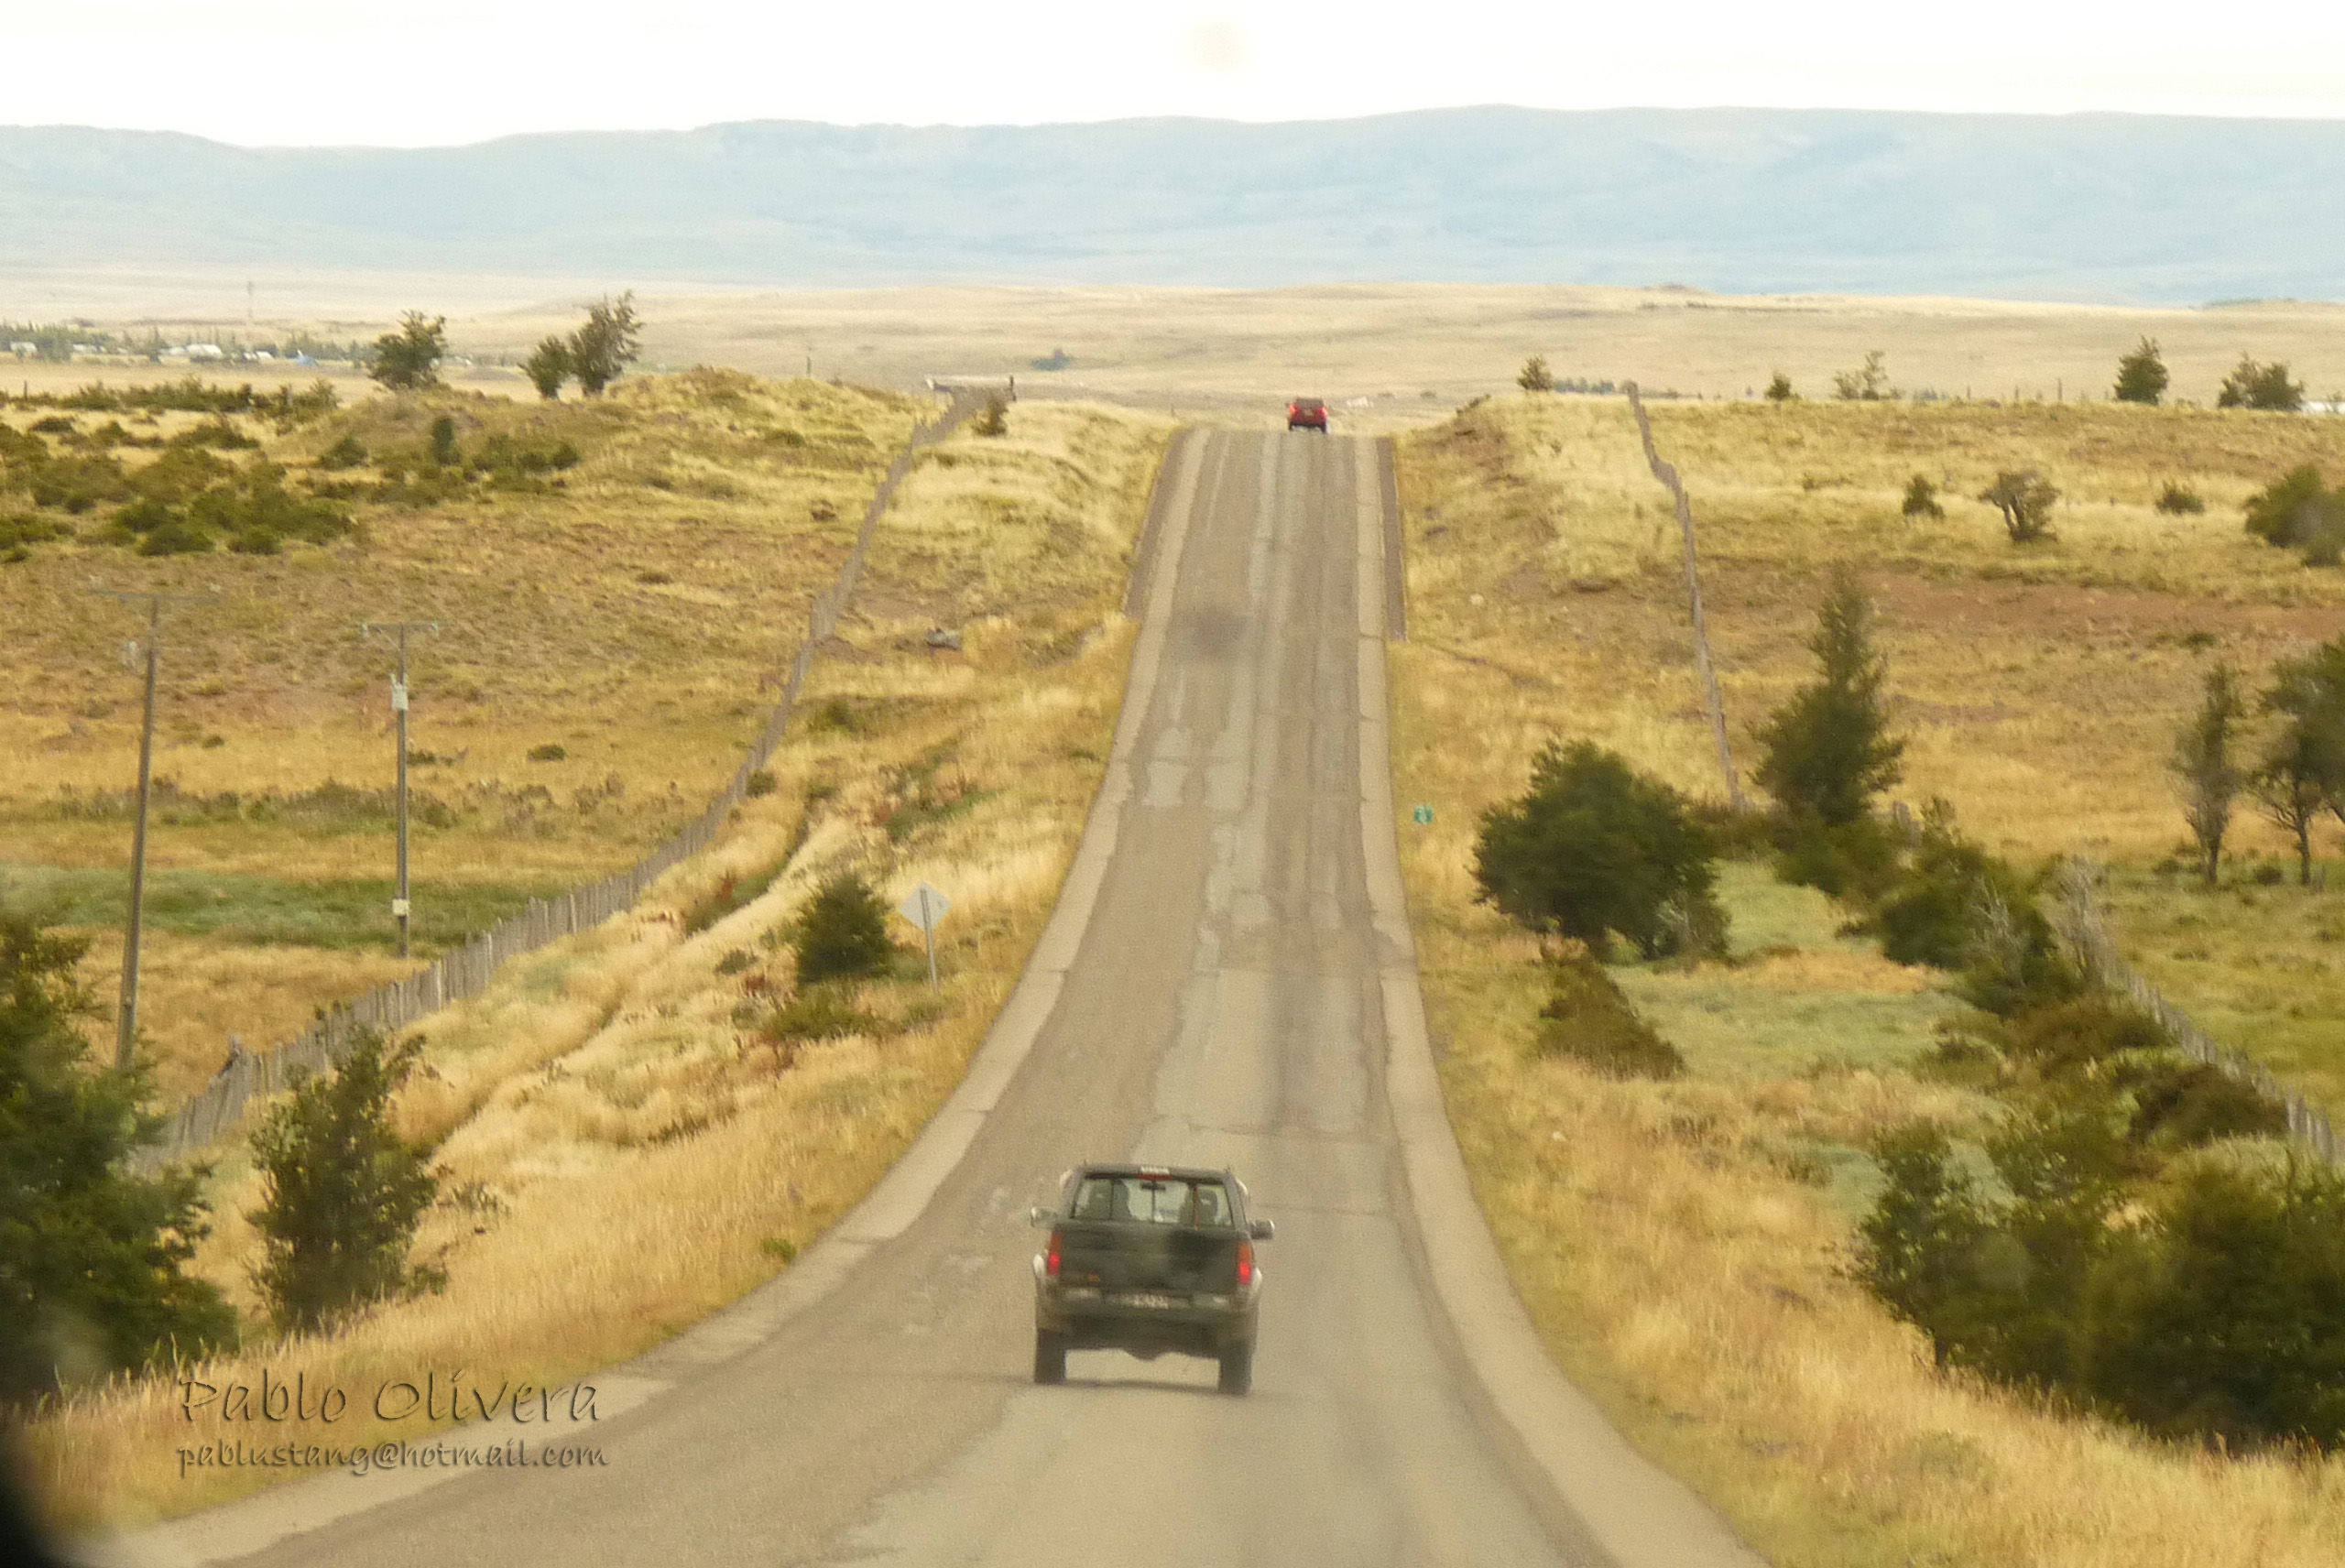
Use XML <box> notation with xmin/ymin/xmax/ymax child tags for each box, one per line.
<box><xmin>3</xmin><ymin>369</ymin><xmax>924</xmax><ymax>1095</ymax></box>
<box><xmin>20</xmin><ymin>397</ymin><xmax>1174</xmax><ymax>1530</ymax></box>
<box><xmin>1391</xmin><ymin>396</ymin><xmax>2345</xmax><ymax>1564</ymax></box>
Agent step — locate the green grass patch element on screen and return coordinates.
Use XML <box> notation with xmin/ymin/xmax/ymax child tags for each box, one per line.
<box><xmin>0</xmin><ymin>863</ymin><xmax>554</xmax><ymax>952</ymax></box>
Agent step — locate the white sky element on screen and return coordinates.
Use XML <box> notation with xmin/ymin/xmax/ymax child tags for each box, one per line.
<box><xmin>3</xmin><ymin>0</ymin><xmax>2343</xmax><ymax>147</ymax></box>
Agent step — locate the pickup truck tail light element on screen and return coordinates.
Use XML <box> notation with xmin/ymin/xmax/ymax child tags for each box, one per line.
<box><xmin>1236</xmin><ymin>1240</ymin><xmax>1254</xmax><ymax>1289</ymax></box>
<box><xmin>1045</xmin><ymin>1229</ymin><xmax>1063</xmax><ymax>1279</ymax></box>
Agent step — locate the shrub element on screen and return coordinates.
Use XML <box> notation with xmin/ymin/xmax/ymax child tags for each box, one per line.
<box><xmin>523</xmin><ymin>336</ymin><xmax>572</xmax><ymax>400</ymax></box>
<box><xmin>971</xmin><ymin>396</ymin><xmax>1009</xmax><ymax>438</ymax></box>
<box><xmin>1980</xmin><ymin>470</ymin><xmax>2059</xmax><ymax>543</ymax></box>
<box><xmin>368</xmin><ymin>312</ymin><xmax>446</xmax><ymax>393</ymax></box>
<box><xmin>1832</xmin><ymin>350</ymin><xmax>1892</xmax><ymax>401</ymax></box>
<box><xmin>2154</xmin><ymin>482</ymin><xmax>2205</xmax><ymax>515</ymax></box>
<box><xmin>2241</xmin><ymin>464</ymin><xmax>2340</xmax><ymax>554</ymax></box>
<box><xmin>792</xmin><ymin>872</ymin><xmax>898</xmax><ymax>985</ymax></box>
<box><xmin>135</xmin><ymin>517</ymin><xmax>215</xmax><ymax>556</ymax></box>
<box><xmin>1763</xmin><ymin>372</ymin><xmax>1795</xmax><ymax>402</ymax></box>
<box><xmin>526</xmin><ymin>743</ymin><xmax>567</xmax><ymax>762</ymax></box>
<box><xmin>1472</xmin><ymin>740</ymin><xmax>1725</xmax><ymax>959</ymax></box>
<box><xmin>2216</xmin><ymin>355</ymin><xmax>2305</xmax><ymax>413</ymax></box>
<box><xmin>1517</xmin><ymin>355</ymin><xmax>1554</xmax><ymax>394</ymax></box>
<box><xmin>1532</xmin><ymin>951</ymin><xmax>1685</xmax><ymax>1078</ymax></box>
<box><xmin>246</xmin><ymin>1029</ymin><xmax>440</xmax><ymax>1334</ymax></box>
<box><xmin>2121</xmin><ymin>1058</ymin><xmax>2288</xmax><ymax>1149</ymax></box>
<box><xmin>0</xmin><ymin>913</ymin><xmax>237</xmax><ymax>1401</ymax></box>
<box><xmin>429</xmin><ymin>415</ymin><xmax>460</xmax><ymax>468</ymax></box>
<box><xmin>763</xmin><ymin>984</ymin><xmax>881</xmax><ymax>1044</ymax></box>
<box><xmin>317</xmin><ymin>433</ymin><xmax>368</xmax><ymax>470</ymax></box>
<box><xmin>744</xmin><ymin>768</ymin><xmax>779</xmax><ymax>799</ymax></box>
<box><xmin>1900</xmin><ymin>474</ymin><xmax>1945</xmax><ymax>520</ymax></box>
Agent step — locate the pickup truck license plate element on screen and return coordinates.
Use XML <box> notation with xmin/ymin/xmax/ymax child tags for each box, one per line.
<box><xmin>1114</xmin><ymin>1291</ymin><xmax>1177</xmax><ymax>1310</ymax></box>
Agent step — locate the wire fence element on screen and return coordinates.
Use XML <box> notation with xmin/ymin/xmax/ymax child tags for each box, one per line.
<box><xmin>2052</xmin><ymin>860</ymin><xmax>2340</xmax><ymax>1167</ymax></box>
<box><xmin>136</xmin><ymin>392</ymin><xmax>985</xmax><ymax>1165</ymax></box>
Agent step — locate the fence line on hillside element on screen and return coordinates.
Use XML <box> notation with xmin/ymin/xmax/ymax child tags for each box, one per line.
<box><xmin>137</xmin><ymin>392</ymin><xmax>984</xmax><ymax>1164</ymax></box>
<box><xmin>2052</xmin><ymin>861</ymin><xmax>2340</xmax><ymax>1167</ymax></box>
<box><xmin>1623</xmin><ymin>384</ymin><xmax>1745</xmax><ymax>810</ymax></box>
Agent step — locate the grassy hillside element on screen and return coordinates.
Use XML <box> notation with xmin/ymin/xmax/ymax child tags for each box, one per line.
<box><xmin>26</xmin><ymin>395</ymin><xmax>1174</xmax><ymax>1528</ymax></box>
<box><xmin>0</xmin><ymin>370</ymin><xmax>924</xmax><ymax>1098</ymax></box>
<box><xmin>1390</xmin><ymin>393</ymin><xmax>2345</xmax><ymax>1567</ymax></box>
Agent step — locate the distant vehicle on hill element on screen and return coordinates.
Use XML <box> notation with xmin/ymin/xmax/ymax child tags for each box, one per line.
<box><xmin>1287</xmin><ymin>397</ymin><xmax>1327</xmax><ymax>431</ymax></box>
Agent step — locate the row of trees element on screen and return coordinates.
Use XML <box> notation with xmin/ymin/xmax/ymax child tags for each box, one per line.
<box><xmin>368</xmin><ymin>296</ymin><xmax>642</xmax><ymax>398</ymax></box>
<box><xmin>2115</xmin><ymin>338</ymin><xmax>2311</xmax><ymax>411</ymax></box>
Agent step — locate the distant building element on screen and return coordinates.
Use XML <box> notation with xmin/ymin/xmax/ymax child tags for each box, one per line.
<box><xmin>6</xmin><ymin>342</ymin><xmax>33</xmax><ymax>356</ymax></box>
<box><xmin>179</xmin><ymin>343</ymin><xmax>225</xmax><ymax>360</ymax></box>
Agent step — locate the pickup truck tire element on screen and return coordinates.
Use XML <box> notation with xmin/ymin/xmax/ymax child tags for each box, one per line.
<box><xmin>1216</xmin><ymin>1341</ymin><xmax>1253</xmax><ymax>1396</ymax></box>
<box><xmin>1032</xmin><ymin>1330</ymin><xmax>1067</xmax><ymax>1385</ymax></box>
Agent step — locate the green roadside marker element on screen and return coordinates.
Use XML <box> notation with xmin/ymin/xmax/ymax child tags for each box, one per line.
<box><xmin>1412</xmin><ymin>804</ymin><xmax>1434</xmax><ymax>825</ymax></box>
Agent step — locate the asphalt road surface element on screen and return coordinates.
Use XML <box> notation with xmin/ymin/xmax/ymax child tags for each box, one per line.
<box><xmin>147</xmin><ymin>430</ymin><xmax>1700</xmax><ymax>1568</ymax></box>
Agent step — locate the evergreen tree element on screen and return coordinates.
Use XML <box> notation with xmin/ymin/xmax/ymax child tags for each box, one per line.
<box><xmin>2170</xmin><ymin>662</ymin><xmax>2248</xmax><ymax>885</ymax></box>
<box><xmin>522</xmin><ymin>336</ymin><xmax>572</xmax><ymax>400</ymax></box>
<box><xmin>1763</xmin><ymin>372</ymin><xmax>1795</xmax><ymax>402</ymax></box>
<box><xmin>247</xmin><ymin>1030</ymin><xmax>440</xmax><ymax>1334</ymax></box>
<box><xmin>2217</xmin><ymin>355</ymin><xmax>2306</xmax><ymax>412</ymax></box>
<box><xmin>791</xmin><ymin>873</ymin><xmax>898</xmax><ymax>985</ymax></box>
<box><xmin>365</xmin><ymin>312</ymin><xmax>446</xmax><ymax>393</ymax></box>
<box><xmin>568</xmin><ymin>293</ymin><xmax>641</xmax><ymax>398</ymax></box>
<box><xmin>1472</xmin><ymin>742</ymin><xmax>1724</xmax><ymax>960</ymax></box>
<box><xmin>1753</xmin><ymin>570</ymin><xmax>1905</xmax><ymax>828</ymax></box>
<box><xmin>1832</xmin><ymin>350</ymin><xmax>1891</xmax><ymax>401</ymax></box>
<box><xmin>0</xmin><ymin>913</ymin><xmax>234</xmax><ymax>1401</ymax></box>
<box><xmin>1516</xmin><ymin>355</ymin><xmax>1554</xmax><ymax>394</ymax></box>
<box><xmin>2112</xmin><ymin>337</ymin><xmax>2169</xmax><ymax>405</ymax></box>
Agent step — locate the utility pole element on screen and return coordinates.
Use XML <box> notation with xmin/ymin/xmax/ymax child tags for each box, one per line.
<box><xmin>89</xmin><ymin>586</ymin><xmax>215</xmax><ymax>1068</ymax></box>
<box><xmin>363</xmin><ymin>621</ymin><xmax>438</xmax><ymax>958</ymax></box>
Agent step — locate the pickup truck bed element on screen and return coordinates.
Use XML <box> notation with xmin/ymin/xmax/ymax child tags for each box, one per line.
<box><xmin>1031</xmin><ymin>1163</ymin><xmax>1272</xmax><ymax>1394</ymax></box>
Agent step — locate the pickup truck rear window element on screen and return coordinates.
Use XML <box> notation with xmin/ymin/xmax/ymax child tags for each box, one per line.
<box><xmin>1071</xmin><ymin>1176</ymin><xmax>1233</xmax><ymax>1227</ymax></box>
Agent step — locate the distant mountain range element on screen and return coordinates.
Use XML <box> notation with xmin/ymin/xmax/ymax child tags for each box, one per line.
<box><xmin>3</xmin><ymin>106</ymin><xmax>2342</xmax><ymax>304</ymax></box>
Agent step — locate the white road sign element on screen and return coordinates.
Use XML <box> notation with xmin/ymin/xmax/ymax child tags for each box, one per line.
<box><xmin>898</xmin><ymin>883</ymin><xmax>951</xmax><ymax>932</ymax></box>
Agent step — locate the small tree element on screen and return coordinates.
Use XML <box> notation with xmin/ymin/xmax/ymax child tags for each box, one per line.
<box><xmin>522</xmin><ymin>336</ymin><xmax>572</xmax><ymax>400</ymax></box>
<box><xmin>1472</xmin><ymin>742</ymin><xmax>1723</xmax><ymax>960</ymax></box>
<box><xmin>1753</xmin><ymin>570</ymin><xmax>1904</xmax><ymax>829</ymax></box>
<box><xmin>1832</xmin><ymin>350</ymin><xmax>1891</xmax><ymax>401</ymax></box>
<box><xmin>428</xmin><ymin>414</ymin><xmax>459</xmax><ymax>468</ymax></box>
<box><xmin>2256</xmin><ymin>643</ymin><xmax>2345</xmax><ymax>882</ymax></box>
<box><xmin>568</xmin><ymin>292</ymin><xmax>642</xmax><ymax>397</ymax></box>
<box><xmin>1901</xmin><ymin>474</ymin><xmax>1945</xmax><ymax>520</ymax></box>
<box><xmin>2170</xmin><ymin>662</ymin><xmax>2248</xmax><ymax>886</ymax></box>
<box><xmin>1980</xmin><ymin>470</ymin><xmax>2059</xmax><ymax>543</ymax></box>
<box><xmin>247</xmin><ymin>1029</ymin><xmax>440</xmax><ymax>1334</ymax></box>
<box><xmin>1517</xmin><ymin>355</ymin><xmax>1554</xmax><ymax>394</ymax></box>
<box><xmin>0</xmin><ymin>913</ymin><xmax>236</xmax><ymax>1401</ymax></box>
<box><xmin>792</xmin><ymin>872</ymin><xmax>897</xmax><ymax>985</ymax></box>
<box><xmin>1763</xmin><ymin>372</ymin><xmax>1795</xmax><ymax>402</ymax></box>
<box><xmin>970</xmin><ymin>395</ymin><xmax>1008</xmax><ymax>438</ymax></box>
<box><xmin>366</xmin><ymin>312</ymin><xmax>446</xmax><ymax>393</ymax></box>
<box><xmin>2217</xmin><ymin>355</ymin><xmax>2306</xmax><ymax>412</ymax></box>
<box><xmin>2112</xmin><ymin>337</ymin><xmax>2169</xmax><ymax>405</ymax></box>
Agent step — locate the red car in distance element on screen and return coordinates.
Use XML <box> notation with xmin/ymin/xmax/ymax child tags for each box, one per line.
<box><xmin>1286</xmin><ymin>397</ymin><xmax>1328</xmax><ymax>431</ymax></box>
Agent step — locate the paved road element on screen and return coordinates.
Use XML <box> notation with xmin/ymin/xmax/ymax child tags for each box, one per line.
<box><xmin>173</xmin><ymin>430</ymin><xmax>1610</xmax><ymax>1567</ymax></box>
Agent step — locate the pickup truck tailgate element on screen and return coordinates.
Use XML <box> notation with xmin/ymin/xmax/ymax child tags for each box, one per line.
<box><xmin>1054</xmin><ymin>1220</ymin><xmax>1241</xmax><ymax>1294</ymax></box>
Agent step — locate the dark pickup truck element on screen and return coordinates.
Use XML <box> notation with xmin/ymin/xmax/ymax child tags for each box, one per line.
<box><xmin>1030</xmin><ymin>1163</ymin><xmax>1274</xmax><ymax>1394</ymax></box>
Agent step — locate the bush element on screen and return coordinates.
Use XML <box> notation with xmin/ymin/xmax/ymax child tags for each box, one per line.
<box><xmin>970</xmin><ymin>396</ymin><xmax>1009</xmax><ymax>438</ymax></box>
<box><xmin>744</xmin><ymin>768</ymin><xmax>778</xmax><ymax>799</ymax></box>
<box><xmin>317</xmin><ymin>433</ymin><xmax>368</xmax><ymax>470</ymax></box>
<box><xmin>1763</xmin><ymin>373</ymin><xmax>1795</xmax><ymax>401</ymax></box>
<box><xmin>1900</xmin><ymin>474</ymin><xmax>1945</xmax><ymax>520</ymax></box>
<box><xmin>2113</xmin><ymin>337</ymin><xmax>2169</xmax><ymax>406</ymax></box>
<box><xmin>428</xmin><ymin>415</ymin><xmax>460</xmax><ymax>468</ymax></box>
<box><xmin>526</xmin><ymin>743</ymin><xmax>567</xmax><ymax>762</ymax></box>
<box><xmin>2241</xmin><ymin>463</ymin><xmax>2340</xmax><ymax>555</ymax></box>
<box><xmin>0</xmin><ymin>914</ymin><xmax>237</xmax><ymax>1401</ymax></box>
<box><xmin>1980</xmin><ymin>470</ymin><xmax>2059</xmax><ymax>543</ymax></box>
<box><xmin>1869</xmin><ymin>805</ymin><xmax>2077</xmax><ymax>1016</ymax></box>
<box><xmin>763</xmin><ymin>984</ymin><xmax>881</xmax><ymax>1044</ymax></box>
<box><xmin>2154</xmin><ymin>482</ymin><xmax>2205</xmax><ymax>515</ymax></box>
<box><xmin>2216</xmin><ymin>355</ymin><xmax>2305</xmax><ymax>413</ymax></box>
<box><xmin>1532</xmin><ymin>951</ymin><xmax>1684</xmax><ymax>1078</ymax></box>
<box><xmin>792</xmin><ymin>872</ymin><xmax>898</xmax><ymax>985</ymax></box>
<box><xmin>1772</xmin><ymin>812</ymin><xmax>1903</xmax><ymax>902</ymax></box>
<box><xmin>247</xmin><ymin>1029</ymin><xmax>441</xmax><ymax>1334</ymax></box>
<box><xmin>1472</xmin><ymin>740</ymin><xmax>1725</xmax><ymax>959</ymax></box>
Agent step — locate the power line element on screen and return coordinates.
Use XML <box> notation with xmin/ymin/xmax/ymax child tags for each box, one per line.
<box><xmin>87</xmin><ymin>584</ymin><xmax>220</xmax><ymax>1069</ymax></box>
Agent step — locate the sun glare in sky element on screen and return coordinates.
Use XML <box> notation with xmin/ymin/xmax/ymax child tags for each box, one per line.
<box><xmin>5</xmin><ymin>0</ymin><xmax>2344</xmax><ymax>145</ymax></box>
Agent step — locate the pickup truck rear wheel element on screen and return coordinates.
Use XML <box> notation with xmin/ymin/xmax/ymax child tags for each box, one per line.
<box><xmin>1032</xmin><ymin>1330</ymin><xmax>1067</xmax><ymax>1385</ymax></box>
<box><xmin>1216</xmin><ymin>1341</ymin><xmax>1253</xmax><ymax>1396</ymax></box>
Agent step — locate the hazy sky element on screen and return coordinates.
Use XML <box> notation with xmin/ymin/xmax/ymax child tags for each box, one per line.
<box><xmin>5</xmin><ymin>1</ymin><xmax>2344</xmax><ymax>146</ymax></box>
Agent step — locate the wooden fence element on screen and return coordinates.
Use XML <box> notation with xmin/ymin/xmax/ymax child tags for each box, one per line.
<box><xmin>136</xmin><ymin>392</ymin><xmax>983</xmax><ymax>1164</ymax></box>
